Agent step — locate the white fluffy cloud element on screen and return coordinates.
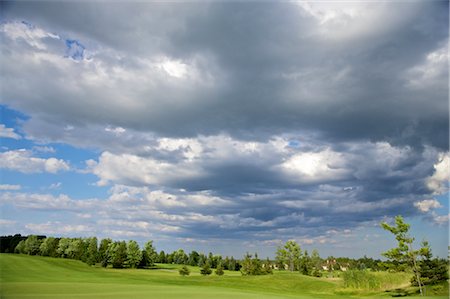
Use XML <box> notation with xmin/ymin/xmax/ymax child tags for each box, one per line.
<box><xmin>414</xmin><ymin>199</ymin><xmax>442</xmax><ymax>212</ymax></box>
<box><xmin>0</xmin><ymin>149</ymin><xmax>70</xmax><ymax>173</ymax></box>
<box><xmin>0</xmin><ymin>124</ymin><xmax>21</xmax><ymax>139</ymax></box>
<box><xmin>414</xmin><ymin>198</ymin><xmax>448</xmax><ymax>226</ymax></box>
<box><xmin>427</xmin><ymin>152</ymin><xmax>450</xmax><ymax>194</ymax></box>
<box><xmin>281</xmin><ymin>149</ymin><xmax>349</xmax><ymax>183</ymax></box>
<box><xmin>87</xmin><ymin>151</ymin><xmax>204</xmax><ymax>187</ymax></box>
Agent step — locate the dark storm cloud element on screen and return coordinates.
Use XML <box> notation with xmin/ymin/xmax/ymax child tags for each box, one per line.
<box><xmin>1</xmin><ymin>1</ymin><xmax>448</xmax><ymax>148</ymax></box>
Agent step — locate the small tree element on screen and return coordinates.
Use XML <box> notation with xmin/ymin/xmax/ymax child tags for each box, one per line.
<box><xmin>179</xmin><ymin>265</ymin><xmax>190</xmax><ymax>276</ymax></box>
<box><xmin>215</xmin><ymin>263</ymin><xmax>224</xmax><ymax>276</ymax></box>
<box><xmin>415</xmin><ymin>241</ymin><xmax>449</xmax><ymax>286</ymax></box>
<box><xmin>200</xmin><ymin>261</ymin><xmax>212</xmax><ymax>276</ymax></box>
<box><xmin>276</xmin><ymin>240</ymin><xmax>301</xmax><ymax>271</ymax></box>
<box><xmin>381</xmin><ymin>216</ymin><xmax>424</xmax><ymax>296</ymax></box>
<box><xmin>240</xmin><ymin>253</ymin><xmax>265</xmax><ymax>275</ymax></box>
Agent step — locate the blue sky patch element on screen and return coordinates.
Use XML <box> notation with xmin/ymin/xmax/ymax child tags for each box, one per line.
<box><xmin>65</xmin><ymin>39</ymin><xmax>85</xmax><ymax>60</ymax></box>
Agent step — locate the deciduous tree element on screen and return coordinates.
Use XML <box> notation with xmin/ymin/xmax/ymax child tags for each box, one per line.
<box><xmin>276</xmin><ymin>240</ymin><xmax>301</xmax><ymax>271</ymax></box>
<box><xmin>126</xmin><ymin>240</ymin><xmax>142</xmax><ymax>268</ymax></box>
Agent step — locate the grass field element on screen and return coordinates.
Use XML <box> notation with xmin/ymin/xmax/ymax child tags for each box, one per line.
<box><xmin>0</xmin><ymin>254</ymin><xmax>447</xmax><ymax>299</ymax></box>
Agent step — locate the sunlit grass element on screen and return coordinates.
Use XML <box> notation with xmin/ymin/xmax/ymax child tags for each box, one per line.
<box><xmin>0</xmin><ymin>254</ymin><xmax>447</xmax><ymax>299</ymax></box>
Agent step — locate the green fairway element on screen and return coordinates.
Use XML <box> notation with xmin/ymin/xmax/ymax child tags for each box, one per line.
<box><xmin>0</xmin><ymin>254</ymin><xmax>446</xmax><ymax>299</ymax></box>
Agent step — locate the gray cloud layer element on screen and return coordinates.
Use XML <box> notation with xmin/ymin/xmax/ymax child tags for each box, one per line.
<box><xmin>2</xmin><ymin>1</ymin><xmax>448</xmax><ymax>147</ymax></box>
<box><xmin>0</xmin><ymin>1</ymin><xmax>448</xmax><ymax>246</ymax></box>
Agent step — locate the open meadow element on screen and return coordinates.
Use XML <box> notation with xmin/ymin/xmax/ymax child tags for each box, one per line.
<box><xmin>0</xmin><ymin>254</ymin><xmax>447</xmax><ymax>299</ymax></box>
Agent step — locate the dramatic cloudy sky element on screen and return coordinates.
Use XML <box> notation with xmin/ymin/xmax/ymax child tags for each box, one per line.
<box><xmin>0</xmin><ymin>1</ymin><xmax>448</xmax><ymax>258</ymax></box>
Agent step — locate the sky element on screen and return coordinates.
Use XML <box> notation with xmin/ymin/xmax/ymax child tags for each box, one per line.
<box><xmin>0</xmin><ymin>1</ymin><xmax>448</xmax><ymax>259</ymax></box>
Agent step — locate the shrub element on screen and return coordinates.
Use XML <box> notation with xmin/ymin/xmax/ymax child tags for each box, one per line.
<box><xmin>200</xmin><ymin>262</ymin><xmax>212</xmax><ymax>276</ymax></box>
<box><xmin>179</xmin><ymin>265</ymin><xmax>190</xmax><ymax>276</ymax></box>
<box><xmin>215</xmin><ymin>263</ymin><xmax>224</xmax><ymax>276</ymax></box>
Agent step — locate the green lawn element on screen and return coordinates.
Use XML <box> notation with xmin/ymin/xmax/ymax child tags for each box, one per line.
<box><xmin>0</xmin><ymin>254</ymin><xmax>447</xmax><ymax>299</ymax></box>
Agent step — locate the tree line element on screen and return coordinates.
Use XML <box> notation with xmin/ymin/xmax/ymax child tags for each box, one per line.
<box><xmin>1</xmin><ymin>234</ymin><xmax>243</xmax><ymax>270</ymax></box>
<box><xmin>1</xmin><ymin>215</ymin><xmax>447</xmax><ymax>288</ymax></box>
<box><xmin>1</xmin><ymin>233</ymin><xmax>387</xmax><ymax>276</ymax></box>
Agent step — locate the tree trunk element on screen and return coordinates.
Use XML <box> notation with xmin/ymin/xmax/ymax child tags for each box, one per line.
<box><xmin>410</xmin><ymin>245</ymin><xmax>423</xmax><ymax>296</ymax></box>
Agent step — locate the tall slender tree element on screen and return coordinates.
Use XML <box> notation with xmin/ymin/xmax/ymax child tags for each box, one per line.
<box><xmin>381</xmin><ymin>216</ymin><xmax>424</xmax><ymax>296</ymax></box>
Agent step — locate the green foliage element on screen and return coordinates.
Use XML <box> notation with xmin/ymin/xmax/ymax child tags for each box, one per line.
<box><xmin>14</xmin><ymin>240</ymin><xmax>26</xmax><ymax>254</ymax></box>
<box><xmin>380</xmin><ymin>215</ymin><xmax>424</xmax><ymax>295</ymax></box>
<box><xmin>139</xmin><ymin>249</ymin><xmax>150</xmax><ymax>268</ymax></box>
<box><xmin>23</xmin><ymin>235</ymin><xmax>42</xmax><ymax>255</ymax></box>
<box><xmin>173</xmin><ymin>249</ymin><xmax>188</xmax><ymax>265</ymax></box>
<box><xmin>157</xmin><ymin>250</ymin><xmax>166</xmax><ymax>263</ymax></box>
<box><xmin>200</xmin><ymin>261</ymin><xmax>212</xmax><ymax>276</ymax></box>
<box><xmin>188</xmin><ymin>251</ymin><xmax>199</xmax><ymax>266</ymax></box>
<box><xmin>299</xmin><ymin>250</ymin><xmax>311</xmax><ymax>275</ymax></box>
<box><xmin>179</xmin><ymin>265</ymin><xmax>190</xmax><ymax>276</ymax></box>
<box><xmin>215</xmin><ymin>263</ymin><xmax>224</xmax><ymax>276</ymax></box>
<box><xmin>66</xmin><ymin>238</ymin><xmax>85</xmax><ymax>260</ymax></box>
<box><xmin>39</xmin><ymin>237</ymin><xmax>59</xmax><ymax>257</ymax></box>
<box><xmin>275</xmin><ymin>240</ymin><xmax>301</xmax><ymax>271</ymax></box>
<box><xmin>198</xmin><ymin>253</ymin><xmax>206</xmax><ymax>267</ymax></box>
<box><xmin>99</xmin><ymin>238</ymin><xmax>112</xmax><ymax>267</ymax></box>
<box><xmin>1</xmin><ymin>234</ymin><xmax>27</xmax><ymax>253</ymax></box>
<box><xmin>310</xmin><ymin>249</ymin><xmax>322</xmax><ymax>277</ymax></box>
<box><xmin>241</xmin><ymin>253</ymin><xmax>267</xmax><ymax>276</ymax></box>
<box><xmin>263</xmin><ymin>258</ymin><xmax>273</xmax><ymax>275</ymax></box>
<box><xmin>144</xmin><ymin>241</ymin><xmax>158</xmax><ymax>266</ymax></box>
<box><xmin>108</xmin><ymin>241</ymin><xmax>127</xmax><ymax>268</ymax></box>
<box><xmin>126</xmin><ymin>240</ymin><xmax>142</xmax><ymax>268</ymax></box>
<box><xmin>57</xmin><ymin>238</ymin><xmax>71</xmax><ymax>258</ymax></box>
<box><xmin>413</xmin><ymin>241</ymin><xmax>449</xmax><ymax>286</ymax></box>
<box><xmin>85</xmin><ymin>237</ymin><xmax>98</xmax><ymax>266</ymax></box>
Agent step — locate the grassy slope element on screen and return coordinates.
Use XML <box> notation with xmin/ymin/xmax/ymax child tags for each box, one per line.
<box><xmin>0</xmin><ymin>254</ymin><xmax>446</xmax><ymax>299</ymax></box>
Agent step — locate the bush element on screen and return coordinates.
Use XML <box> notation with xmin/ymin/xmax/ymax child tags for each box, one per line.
<box><xmin>215</xmin><ymin>264</ymin><xmax>224</xmax><ymax>276</ymax></box>
<box><xmin>179</xmin><ymin>265</ymin><xmax>190</xmax><ymax>276</ymax></box>
<box><xmin>200</xmin><ymin>262</ymin><xmax>212</xmax><ymax>276</ymax></box>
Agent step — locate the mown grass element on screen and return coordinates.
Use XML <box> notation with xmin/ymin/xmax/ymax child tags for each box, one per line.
<box><xmin>0</xmin><ymin>254</ymin><xmax>447</xmax><ymax>299</ymax></box>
